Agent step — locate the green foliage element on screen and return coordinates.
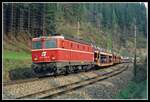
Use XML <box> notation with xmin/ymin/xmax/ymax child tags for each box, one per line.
<box><xmin>114</xmin><ymin>61</ymin><xmax>147</xmax><ymax>99</ymax></box>
<box><xmin>115</xmin><ymin>80</ymin><xmax>147</xmax><ymax>99</ymax></box>
<box><xmin>107</xmin><ymin>32</ymin><xmax>112</xmax><ymax>51</ymax></box>
<box><xmin>45</xmin><ymin>4</ymin><xmax>57</xmax><ymax>34</ymax></box>
<box><xmin>136</xmin><ymin>33</ymin><xmax>147</xmax><ymax>48</ymax></box>
<box><xmin>3</xmin><ymin>3</ymin><xmax>147</xmax><ymax>56</ymax></box>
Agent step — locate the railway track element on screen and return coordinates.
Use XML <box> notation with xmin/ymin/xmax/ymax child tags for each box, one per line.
<box><xmin>3</xmin><ymin>64</ymin><xmax>120</xmax><ymax>86</ymax></box>
<box><xmin>3</xmin><ymin>64</ymin><xmax>128</xmax><ymax>99</ymax></box>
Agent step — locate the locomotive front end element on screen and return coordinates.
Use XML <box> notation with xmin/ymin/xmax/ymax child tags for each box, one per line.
<box><xmin>32</xmin><ymin>37</ymin><xmax>57</xmax><ymax>63</ymax></box>
<box><xmin>31</xmin><ymin>36</ymin><xmax>59</xmax><ymax>74</ymax></box>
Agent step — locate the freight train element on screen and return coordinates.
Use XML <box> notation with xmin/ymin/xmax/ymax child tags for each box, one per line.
<box><xmin>31</xmin><ymin>34</ymin><xmax>127</xmax><ymax>75</ymax></box>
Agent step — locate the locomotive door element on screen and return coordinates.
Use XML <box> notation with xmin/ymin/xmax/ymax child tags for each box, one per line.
<box><xmin>41</xmin><ymin>39</ymin><xmax>45</xmax><ymax>62</ymax></box>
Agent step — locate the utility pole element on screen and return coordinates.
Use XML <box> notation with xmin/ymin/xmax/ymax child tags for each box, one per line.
<box><xmin>134</xmin><ymin>24</ymin><xmax>137</xmax><ymax>76</ymax></box>
<box><xmin>77</xmin><ymin>21</ymin><xmax>80</xmax><ymax>39</ymax></box>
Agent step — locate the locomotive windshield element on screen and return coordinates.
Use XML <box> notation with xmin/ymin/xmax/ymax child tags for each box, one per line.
<box><xmin>45</xmin><ymin>39</ymin><xmax>57</xmax><ymax>48</ymax></box>
<box><xmin>32</xmin><ymin>41</ymin><xmax>42</xmax><ymax>49</ymax></box>
<box><xmin>32</xmin><ymin>39</ymin><xmax>57</xmax><ymax>49</ymax></box>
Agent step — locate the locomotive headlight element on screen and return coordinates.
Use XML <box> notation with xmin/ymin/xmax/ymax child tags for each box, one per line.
<box><xmin>41</xmin><ymin>51</ymin><xmax>47</xmax><ymax>57</ymax></box>
<box><xmin>34</xmin><ymin>57</ymin><xmax>38</xmax><ymax>61</ymax></box>
<box><xmin>34</xmin><ymin>55</ymin><xmax>38</xmax><ymax>61</ymax></box>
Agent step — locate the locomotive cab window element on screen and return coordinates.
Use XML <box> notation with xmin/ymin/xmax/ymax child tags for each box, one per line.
<box><xmin>45</xmin><ymin>39</ymin><xmax>57</xmax><ymax>48</ymax></box>
<box><xmin>32</xmin><ymin>41</ymin><xmax>42</xmax><ymax>49</ymax></box>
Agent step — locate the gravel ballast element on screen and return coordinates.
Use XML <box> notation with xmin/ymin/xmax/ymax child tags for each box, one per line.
<box><xmin>49</xmin><ymin>64</ymin><xmax>133</xmax><ymax>99</ymax></box>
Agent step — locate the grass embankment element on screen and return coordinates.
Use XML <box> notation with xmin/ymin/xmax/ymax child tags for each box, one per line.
<box><xmin>114</xmin><ymin>59</ymin><xmax>147</xmax><ymax>99</ymax></box>
<box><xmin>3</xmin><ymin>51</ymin><xmax>32</xmax><ymax>81</ymax></box>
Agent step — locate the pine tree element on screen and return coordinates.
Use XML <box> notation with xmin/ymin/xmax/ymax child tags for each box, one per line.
<box><xmin>45</xmin><ymin>4</ymin><xmax>57</xmax><ymax>35</ymax></box>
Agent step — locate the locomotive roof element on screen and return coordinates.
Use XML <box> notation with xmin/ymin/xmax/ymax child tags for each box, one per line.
<box><xmin>32</xmin><ymin>35</ymin><xmax>92</xmax><ymax>46</ymax></box>
<box><xmin>32</xmin><ymin>35</ymin><xmax>64</xmax><ymax>40</ymax></box>
<box><xmin>65</xmin><ymin>36</ymin><xmax>92</xmax><ymax>46</ymax></box>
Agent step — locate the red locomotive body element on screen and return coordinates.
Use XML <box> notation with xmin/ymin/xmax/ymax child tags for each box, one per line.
<box><xmin>32</xmin><ymin>36</ymin><xmax>94</xmax><ymax>63</ymax></box>
<box><xmin>31</xmin><ymin>35</ymin><xmax>94</xmax><ymax>74</ymax></box>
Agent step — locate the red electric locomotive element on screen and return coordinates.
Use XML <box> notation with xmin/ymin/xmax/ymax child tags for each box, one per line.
<box><xmin>31</xmin><ymin>34</ymin><xmax>124</xmax><ymax>75</ymax></box>
<box><xmin>31</xmin><ymin>35</ymin><xmax>94</xmax><ymax>75</ymax></box>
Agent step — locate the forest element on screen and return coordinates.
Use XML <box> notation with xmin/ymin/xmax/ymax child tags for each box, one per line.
<box><xmin>3</xmin><ymin>3</ymin><xmax>147</xmax><ymax>57</ymax></box>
